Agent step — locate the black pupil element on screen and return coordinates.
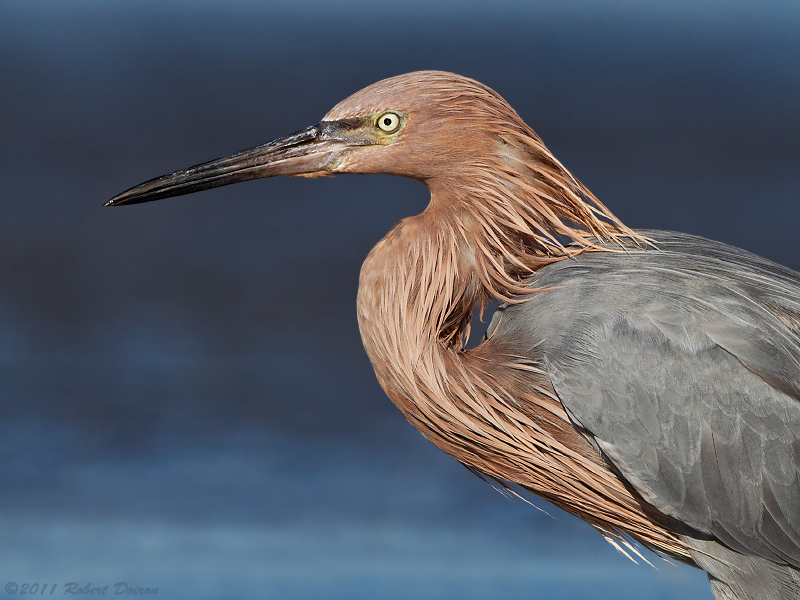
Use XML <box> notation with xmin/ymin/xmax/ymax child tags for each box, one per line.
<box><xmin>383</xmin><ymin>117</ymin><xmax>392</xmax><ymax>126</ymax></box>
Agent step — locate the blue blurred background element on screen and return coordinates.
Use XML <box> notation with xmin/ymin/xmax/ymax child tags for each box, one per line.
<box><xmin>1</xmin><ymin>1</ymin><xmax>798</xmax><ymax>598</ymax></box>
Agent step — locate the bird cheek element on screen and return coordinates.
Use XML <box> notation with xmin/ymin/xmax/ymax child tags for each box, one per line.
<box><xmin>330</xmin><ymin>152</ymin><xmax>360</xmax><ymax>174</ymax></box>
<box><xmin>332</xmin><ymin>146</ymin><xmax>393</xmax><ymax>175</ymax></box>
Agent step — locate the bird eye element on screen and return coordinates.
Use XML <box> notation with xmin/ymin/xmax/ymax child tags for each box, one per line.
<box><xmin>376</xmin><ymin>112</ymin><xmax>401</xmax><ymax>133</ymax></box>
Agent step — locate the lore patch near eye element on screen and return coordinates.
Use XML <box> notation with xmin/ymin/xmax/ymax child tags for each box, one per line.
<box><xmin>376</xmin><ymin>112</ymin><xmax>401</xmax><ymax>133</ymax></box>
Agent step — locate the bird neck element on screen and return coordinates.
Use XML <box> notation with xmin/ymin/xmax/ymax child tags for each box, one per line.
<box><xmin>355</xmin><ymin>172</ymin><xmax>600</xmax><ymax>418</ymax></box>
<box><xmin>356</xmin><ymin>199</ymin><xmax>479</xmax><ymax>384</ymax></box>
<box><xmin>355</xmin><ymin>180</ymin><xmax>564</xmax><ymax>447</ymax></box>
<box><xmin>356</xmin><ymin>183</ymin><xmax>690</xmax><ymax>561</ymax></box>
<box><xmin>356</xmin><ymin>199</ymin><xmax>488</xmax><ymax>465</ymax></box>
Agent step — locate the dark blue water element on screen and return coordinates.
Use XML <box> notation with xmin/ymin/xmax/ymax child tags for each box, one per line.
<box><xmin>1</xmin><ymin>1</ymin><xmax>799</xmax><ymax>598</ymax></box>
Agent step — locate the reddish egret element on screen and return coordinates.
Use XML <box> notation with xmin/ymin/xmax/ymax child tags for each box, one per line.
<box><xmin>108</xmin><ymin>71</ymin><xmax>800</xmax><ymax>599</ymax></box>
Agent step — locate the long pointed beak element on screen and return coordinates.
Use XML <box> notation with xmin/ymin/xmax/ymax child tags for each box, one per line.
<box><xmin>106</xmin><ymin>123</ymin><xmax>349</xmax><ymax>206</ymax></box>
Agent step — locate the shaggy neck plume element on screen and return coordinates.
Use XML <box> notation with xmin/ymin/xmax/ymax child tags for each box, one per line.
<box><xmin>356</xmin><ymin>142</ymin><xmax>630</xmax><ymax>416</ymax></box>
<box><xmin>356</xmin><ymin>136</ymin><xmax>688</xmax><ymax>561</ymax></box>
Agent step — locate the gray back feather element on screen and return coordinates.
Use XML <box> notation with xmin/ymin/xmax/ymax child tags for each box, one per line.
<box><xmin>487</xmin><ymin>231</ymin><xmax>800</xmax><ymax>589</ymax></box>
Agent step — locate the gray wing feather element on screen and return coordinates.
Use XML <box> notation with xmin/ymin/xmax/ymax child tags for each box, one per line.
<box><xmin>490</xmin><ymin>231</ymin><xmax>800</xmax><ymax>567</ymax></box>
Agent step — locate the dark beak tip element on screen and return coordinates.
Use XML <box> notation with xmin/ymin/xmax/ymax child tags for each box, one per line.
<box><xmin>104</xmin><ymin>123</ymin><xmax>336</xmax><ymax>208</ymax></box>
<box><xmin>104</xmin><ymin>194</ymin><xmax>133</xmax><ymax>207</ymax></box>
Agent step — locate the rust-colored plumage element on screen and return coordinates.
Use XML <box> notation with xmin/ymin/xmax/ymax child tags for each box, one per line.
<box><xmin>110</xmin><ymin>71</ymin><xmax>800</xmax><ymax>599</ymax></box>
<box><xmin>343</xmin><ymin>73</ymin><xmax>689</xmax><ymax>559</ymax></box>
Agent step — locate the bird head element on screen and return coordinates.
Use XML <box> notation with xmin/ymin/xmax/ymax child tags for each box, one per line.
<box><xmin>105</xmin><ymin>71</ymin><xmax>530</xmax><ymax>205</ymax></box>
